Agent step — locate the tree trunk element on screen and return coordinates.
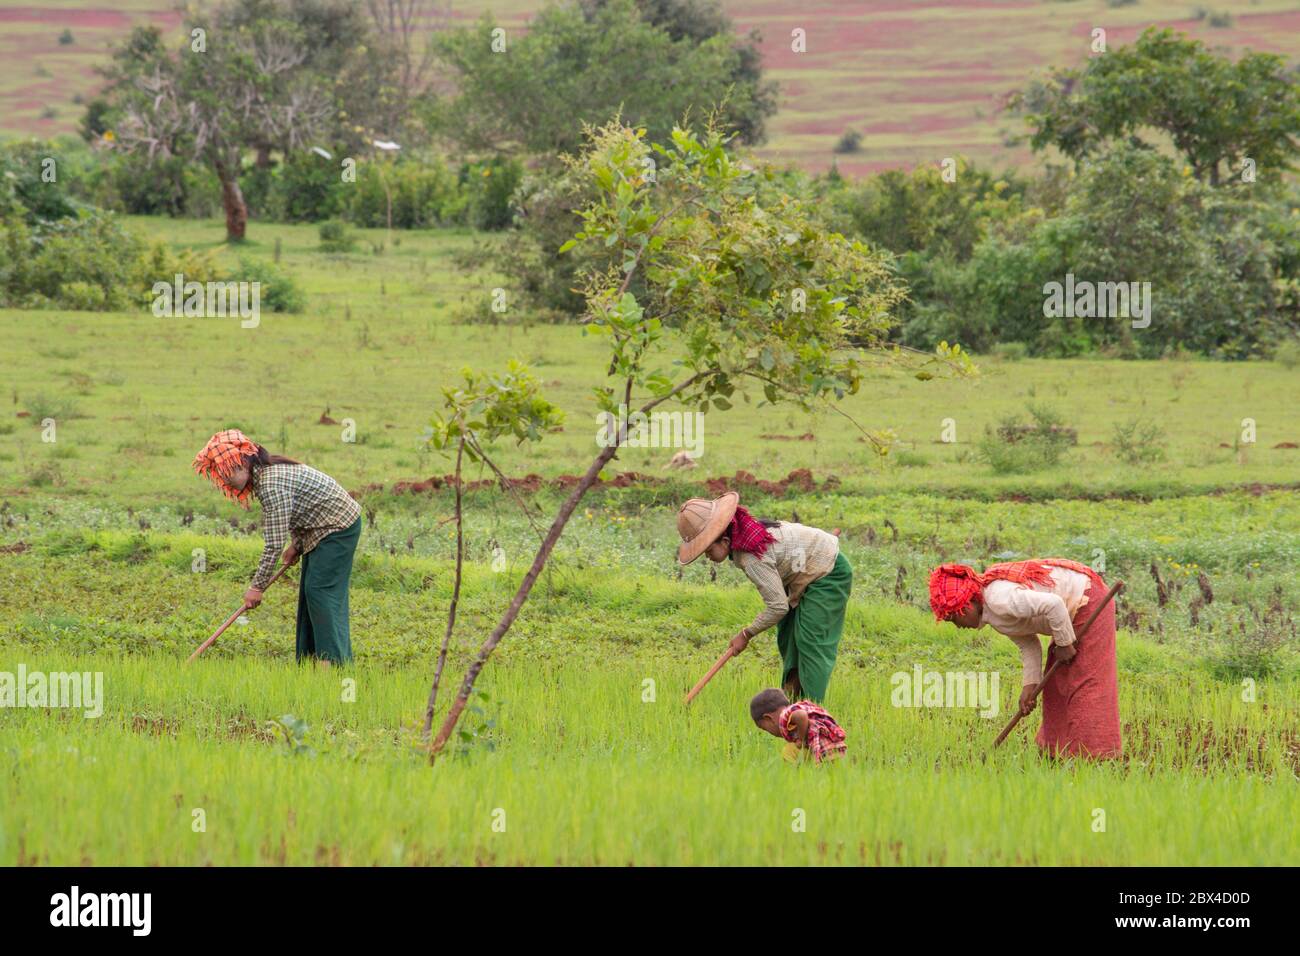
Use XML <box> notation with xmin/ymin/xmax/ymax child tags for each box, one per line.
<box><xmin>428</xmin><ymin>441</ymin><xmax>619</xmax><ymax>759</ymax></box>
<box><xmin>217</xmin><ymin>164</ymin><xmax>248</xmax><ymax>242</ymax></box>
<box><xmin>425</xmin><ymin>371</ymin><xmax>706</xmax><ymax>760</ymax></box>
<box><xmin>422</xmin><ymin>437</ymin><xmax>465</xmax><ymax>737</ymax></box>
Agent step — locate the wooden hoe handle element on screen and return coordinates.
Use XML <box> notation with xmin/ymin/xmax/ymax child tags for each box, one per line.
<box><xmin>684</xmin><ymin>645</ymin><xmax>737</xmax><ymax>705</ymax></box>
<box><xmin>185</xmin><ymin>562</ymin><xmax>292</xmax><ymax>664</ymax></box>
<box><xmin>991</xmin><ymin>579</ymin><xmax>1125</xmax><ymax>748</ymax></box>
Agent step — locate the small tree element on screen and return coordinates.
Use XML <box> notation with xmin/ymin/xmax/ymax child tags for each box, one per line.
<box><xmin>426</xmin><ymin>119</ymin><xmax>970</xmax><ymax>757</ymax></box>
<box><xmin>422</xmin><ymin>363</ymin><xmax>562</xmax><ymax>736</ymax></box>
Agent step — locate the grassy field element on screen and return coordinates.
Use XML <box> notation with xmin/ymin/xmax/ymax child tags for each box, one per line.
<box><xmin>4</xmin><ymin>0</ymin><xmax>1300</xmax><ymax>175</ymax></box>
<box><xmin>4</xmin><ymin>652</ymin><xmax>1297</xmax><ymax>865</ymax></box>
<box><xmin>2</xmin><ymin>217</ymin><xmax>1298</xmax><ymax>504</ymax></box>
<box><xmin>1</xmin><ymin>216</ymin><xmax>1298</xmax><ymax>865</ymax></box>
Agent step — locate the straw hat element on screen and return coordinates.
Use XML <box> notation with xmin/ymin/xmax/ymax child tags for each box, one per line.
<box><xmin>676</xmin><ymin>492</ymin><xmax>739</xmax><ymax>565</ymax></box>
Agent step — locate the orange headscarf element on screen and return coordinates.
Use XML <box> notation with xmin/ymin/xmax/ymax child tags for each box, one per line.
<box><xmin>929</xmin><ymin>560</ymin><xmax>1081</xmax><ymax>621</ymax></box>
<box><xmin>192</xmin><ymin>429</ymin><xmax>259</xmax><ymax>507</ymax></box>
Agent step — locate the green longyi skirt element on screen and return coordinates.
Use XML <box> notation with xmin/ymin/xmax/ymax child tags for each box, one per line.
<box><xmin>776</xmin><ymin>551</ymin><xmax>852</xmax><ymax>703</ymax></box>
<box><xmin>295</xmin><ymin>516</ymin><xmax>361</xmax><ymax>665</ymax></box>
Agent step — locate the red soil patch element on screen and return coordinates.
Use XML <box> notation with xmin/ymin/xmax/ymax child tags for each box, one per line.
<box><xmin>0</xmin><ymin>7</ymin><xmax>134</xmax><ymax>28</ymax></box>
<box><xmin>705</xmin><ymin>467</ymin><xmax>835</xmax><ymax>495</ymax></box>
<box><xmin>359</xmin><ymin>468</ymin><xmax>841</xmax><ymax>498</ymax></box>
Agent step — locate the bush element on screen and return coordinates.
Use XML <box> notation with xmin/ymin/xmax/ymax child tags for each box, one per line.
<box><xmin>0</xmin><ymin>192</ymin><xmax>302</xmax><ymax>315</ymax></box>
<box><xmin>460</xmin><ymin>156</ymin><xmax>524</xmax><ymax>231</ymax></box>
<box><xmin>454</xmin><ymin>163</ymin><xmax>598</xmax><ymax>322</ymax></box>
<box><xmin>834</xmin><ymin>130</ymin><xmax>863</xmax><ymax>155</ymax></box>
<box><xmin>831</xmin><ymin>158</ymin><xmax>1025</xmax><ymax>261</ymax></box>
<box><xmin>899</xmin><ymin>144</ymin><xmax>1298</xmax><ymax>359</ymax></box>
<box><xmin>990</xmin><ymin>341</ymin><xmax>1027</xmax><ymax>361</ymax></box>
<box><xmin>24</xmin><ymin>461</ymin><xmax>64</xmax><ymax>488</ymax></box>
<box><xmin>1208</xmin><ymin>607</ymin><xmax>1287</xmax><ymax>680</ymax></box>
<box><xmin>0</xmin><ymin>211</ymin><xmax>145</xmax><ymax>310</ymax></box>
<box><xmin>1275</xmin><ymin>339</ymin><xmax>1300</xmax><ymax>369</ymax></box>
<box><xmin>276</xmin><ymin>150</ymin><xmax>347</xmax><ymax>222</ymax></box>
<box><xmin>318</xmin><ymin>219</ymin><xmax>356</xmax><ymax>253</ymax></box>
<box><xmin>233</xmin><ymin>256</ymin><xmax>305</xmax><ymax>314</ymax></box>
<box><xmin>25</xmin><ymin>392</ymin><xmax>82</xmax><ymax>421</ymax></box>
<box><xmin>1112</xmin><ymin>417</ymin><xmax>1168</xmax><ymax>465</ymax></box>
<box><xmin>0</xmin><ymin>139</ymin><xmax>82</xmax><ymax>222</ymax></box>
<box><xmin>346</xmin><ymin>155</ymin><xmax>466</xmax><ymax>229</ymax></box>
<box><xmin>977</xmin><ymin>405</ymin><xmax>1074</xmax><ymax>474</ymax></box>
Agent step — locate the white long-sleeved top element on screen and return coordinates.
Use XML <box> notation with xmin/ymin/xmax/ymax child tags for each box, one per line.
<box><xmin>980</xmin><ymin>567</ymin><xmax>1090</xmax><ymax>686</ymax></box>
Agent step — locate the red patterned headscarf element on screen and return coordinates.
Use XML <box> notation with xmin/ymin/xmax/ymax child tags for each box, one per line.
<box><xmin>929</xmin><ymin>560</ymin><xmax>1066</xmax><ymax>621</ymax></box>
<box><xmin>192</xmin><ymin>429</ymin><xmax>259</xmax><ymax>508</ymax></box>
<box><xmin>727</xmin><ymin>505</ymin><xmax>777</xmax><ymax>558</ymax></box>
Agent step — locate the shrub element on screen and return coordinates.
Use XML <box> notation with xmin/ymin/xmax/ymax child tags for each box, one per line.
<box><xmin>460</xmin><ymin>156</ymin><xmax>524</xmax><ymax>231</ymax></box>
<box><xmin>276</xmin><ymin>149</ymin><xmax>346</xmax><ymax>222</ymax></box>
<box><xmin>134</xmin><ymin>242</ymin><xmax>222</xmax><ymax>309</ymax></box>
<box><xmin>346</xmin><ymin>155</ymin><xmax>465</xmax><ymax>229</ymax></box>
<box><xmin>318</xmin><ymin>220</ymin><xmax>356</xmax><ymax>253</ymax></box>
<box><xmin>834</xmin><ymin>129</ymin><xmax>863</xmax><ymax>155</ymax></box>
<box><xmin>1209</xmin><ymin>608</ymin><xmax>1287</xmax><ymax>680</ymax></box>
<box><xmin>0</xmin><ymin>139</ymin><xmax>82</xmax><ymax>222</ymax></box>
<box><xmin>454</xmin><ymin>163</ymin><xmax>600</xmax><ymax>322</ymax></box>
<box><xmin>0</xmin><ymin>210</ymin><xmax>145</xmax><ymax>310</ymax></box>
<box><xmin>233</xmin><ymin>256</ymin><xmax>305</xmax><ymax>314</ymax></box>
<box><xmin>978</xmin><ymin>405</ymin><xmax>1074</xmax><ymax>474</ymax></box>
<box><xmin>0</xmin><ymin>201</ymin><xmax>300</xmax><ymax>315</ymax></box>
<box><xmin>1112</xmin><ymin>417</ymin><xmax>1168</xmax><ymax>465</ymax></box>
<box><xmin>1275</xmin><ymin>339</ymin><xmax>1300</xmax><ymax>369</ymax></box>
<box><xmin>25</xmin><ymin>392</ymin><xmax>81</xmax><ymax>421</ymax></box>
<box><xmin>25</xmin><ymin>461</ymin><xmax>64</xmax><ymax>488</ymax></box>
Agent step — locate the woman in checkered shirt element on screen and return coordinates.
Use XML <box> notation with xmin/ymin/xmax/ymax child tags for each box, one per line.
<box><xmin>193</xmin><ymin>429</ymin><xmax>362</xmax><ymax>666</ymax></box>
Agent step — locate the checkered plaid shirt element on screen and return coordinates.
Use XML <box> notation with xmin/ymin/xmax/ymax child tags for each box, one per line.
<box><xmin>778</xmin><ymin>701</ymin><xmax>847</xmax><ymax>764</ymax></box>
<box><xmin>250</xmin><ymin>464</ymin><xmax>361</xmax><ymax>589</ymax></box>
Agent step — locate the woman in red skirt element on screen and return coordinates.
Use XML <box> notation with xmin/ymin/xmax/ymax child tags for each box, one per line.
<box><xmin>929</xmin><ymin>559</ymin><xmax>1122</xmax><ymax>758</ymax></box>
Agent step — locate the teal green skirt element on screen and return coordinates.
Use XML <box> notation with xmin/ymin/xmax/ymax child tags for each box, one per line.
<box><xmin>295</xmin><ymin>516</ymin><xmax>361</xmax><ymax>664</ymax></box>
<box><xmin>776</xmin><ymin>552</ymin><xmax>852</xmax><ymax>702</ymax></box>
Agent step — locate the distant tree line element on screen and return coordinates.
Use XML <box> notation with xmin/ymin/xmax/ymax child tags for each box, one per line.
<box><xmin>4</xmin><ymin>8</ymin><xmax>1298</xmax><ymax>357</ymax></box>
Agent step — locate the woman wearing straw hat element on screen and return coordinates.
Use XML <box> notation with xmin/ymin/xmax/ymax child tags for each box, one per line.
<box><xmin>676</xmin><ymin>493</ymin><xmax>852</xmax><ymax>702</ymax></box>
<box><xmin>192</xmin><ymin>429</ymin><xmax>362</xmax><ymax>666</ymax></box>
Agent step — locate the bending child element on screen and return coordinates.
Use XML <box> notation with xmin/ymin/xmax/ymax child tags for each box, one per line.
<box><xmin>750</xmin><ymin>688</ymin><xmax>846</xmax><ymax>764</ymax></box>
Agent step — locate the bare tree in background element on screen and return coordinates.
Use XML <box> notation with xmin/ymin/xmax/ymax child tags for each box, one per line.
<box><xmin>366</xmin><ymin>0</ymin><xmax>453</xmax><ymax>135</ymax></box>
<box><xmin>116</xmin><ymin>17</ymin><xmax>332</xmax><ymax>241</ymax></box>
